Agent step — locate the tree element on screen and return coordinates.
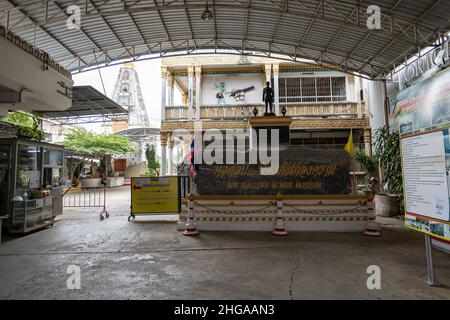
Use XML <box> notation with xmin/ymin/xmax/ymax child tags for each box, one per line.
<box><xmin>62</xmin><ymin>129</ymin><xmax>136</xmax><ymax>156</ymax></box>
<box><xmin>145</xmin><ymin>144</ymin><xmax>160</xmax><ymax>177</ymax></box>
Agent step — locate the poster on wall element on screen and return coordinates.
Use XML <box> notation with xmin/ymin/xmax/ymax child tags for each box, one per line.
<box><xmin>130</xmin><ymin>177</ymin><xmax>179</xmax><ymax>214</ymax></box>
<box><xmin>114</xmin><ymin>159</ymin><xmax>126</xmax><ymax>172</ymax></box>
<box><xmin>394</xmin><ymin>67</ymin><xmax>450</xmax><ymax>241</ymax></box>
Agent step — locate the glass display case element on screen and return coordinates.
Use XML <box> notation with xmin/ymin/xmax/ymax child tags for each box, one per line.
<box><xmin>43</xmin><ymin>148</ymin><xmax>63</xmax><ymax>188</ymax></box>
<box><xmin>16</xmin><ymin>144</ymin><xmax>42</xmax><ymax>200</ymax></box>
<box><xmin>10</xmin><ymin>197</ymin><xmax>54</xmax><ymax>233</ymax></box>
<box><xmin>0</xmin><ymin>138</ymin><xmax>65</xmax><ymax>234</ymax></box>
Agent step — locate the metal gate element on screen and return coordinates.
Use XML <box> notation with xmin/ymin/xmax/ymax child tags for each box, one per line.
<box><xmin>63</xmin><ymin>185</ymin><xmax>109</xmax><ymax>220</ymax></box>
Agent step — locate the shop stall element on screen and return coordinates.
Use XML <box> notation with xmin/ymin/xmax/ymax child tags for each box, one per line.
<box><xmin>0</xmin><ymin>138</ymin><xmax>64</xmax><ymax>234</ymax></box>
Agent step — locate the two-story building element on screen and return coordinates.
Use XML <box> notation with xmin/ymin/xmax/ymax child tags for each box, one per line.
<box><xmin>159</xmin><ymin>55</ymin><xmax>372</xmax><ymax>176</ymax></box>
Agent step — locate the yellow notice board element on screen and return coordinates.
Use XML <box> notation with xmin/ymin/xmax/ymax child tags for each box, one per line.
<box><xmin>131</xmin><ymin>177</ymin><xmax>179</xmax><ymax>214</ymax></box>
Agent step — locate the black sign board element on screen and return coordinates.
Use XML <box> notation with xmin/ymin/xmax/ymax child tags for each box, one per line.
<box><xmin>195</xmin><ymin>148</ymin><xmax>351</xmax><ymax>196</ymax></box>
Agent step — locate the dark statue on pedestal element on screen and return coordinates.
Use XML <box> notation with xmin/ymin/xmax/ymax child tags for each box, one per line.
<box><xmin>262</xmin><ymin>81</ymin><xmax>275</xmax><ymax>116</ymax></box>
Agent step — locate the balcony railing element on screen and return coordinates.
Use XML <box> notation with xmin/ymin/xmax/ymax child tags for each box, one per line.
<box><xmin>165</xmin><ymin>102</ymin><xmax>366</xmax><ymax>121</ymax></box>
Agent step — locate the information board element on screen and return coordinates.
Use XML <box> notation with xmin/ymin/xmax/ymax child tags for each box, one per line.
<box><xmin>395</xmin><ymin>68</ymin><xmax>450</xmax><ymax>240</ymax></box>
<box><xmin>131</xmin><ymin>177</ymin><xmax>179</xmax><ymax>214</ymax></box>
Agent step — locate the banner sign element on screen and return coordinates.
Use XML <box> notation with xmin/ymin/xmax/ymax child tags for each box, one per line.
<box><xmin>392</xmin><ymin>39</ymin><xmax>449</xmax><ymax>91</ymax></box>
<box><xmin>394</xmin><ymin>67</ymin><xmax>450</xmax><ymax>241</ymax></box>
<box><xmin>195</xmin><ymin>148</ymin><xmax>351</xmax><ymax>196</ymax></box>
<box><xmin>131</xmin><ymin>177</ymin><xmax>179</xmax><ymax>214</ymax></box>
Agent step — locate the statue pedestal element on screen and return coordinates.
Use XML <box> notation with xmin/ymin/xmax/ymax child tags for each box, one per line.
<box><xmin>249</xmin><ymin>115</ymin><xmax>292</xmax><ymax>146</ymax></box>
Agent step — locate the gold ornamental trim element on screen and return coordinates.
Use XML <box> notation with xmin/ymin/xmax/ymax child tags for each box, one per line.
<box><xmin>161</xmin><ymin>118</ymin><xmax>370</xmax><ymax>133</ymax></box>
<box><xmin>178</xmin><ymin>215</ymin><xmax>368</xmax><ymax>222</ymax></box>
<box><xmin>161</xmin><ymin>120</ymin><xmax>249</xmax><ymax>132</ymax></box>
<box><xmin>290</xmin><ymin>118</ymin><xmax>370</xmax><ymax>129</ymax></box>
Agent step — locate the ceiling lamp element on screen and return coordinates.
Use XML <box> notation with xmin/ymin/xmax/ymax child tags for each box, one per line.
<box><xmin>201</xmin><ymin>1</ymin><xmax>214</xmax><ymax>21</ymax></box>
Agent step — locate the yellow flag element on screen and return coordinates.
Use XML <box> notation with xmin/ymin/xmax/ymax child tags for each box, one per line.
<box><xmin>344</xmin><ymin>131</ymin><xmax>356</xmax><ymax>158</ymax></box>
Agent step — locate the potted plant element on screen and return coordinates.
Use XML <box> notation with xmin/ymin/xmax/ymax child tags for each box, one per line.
<box><xmin>372</xmin><ymin>127</ymin><xmax>403</xmax><ymax>217</ymax></box>
<box><xmin>355</xmin><ymin>149</ymin><xmax>379</xmax><ymax>195</ymax></box>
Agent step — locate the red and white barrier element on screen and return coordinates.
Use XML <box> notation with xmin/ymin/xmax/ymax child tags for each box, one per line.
<box><xmin>183</xmin><ymin>194</ymin><xmax>199</xmax><ymax>236</ymax></box>
<box><xmin>272</xmin><ymin>195</ymin><xmax>288</xmax><ymax>236</ymax></box>
<box><xmin>363</xmin><ymin>197</ymin><xmax>381</xmax><ymax>237</ymax></box>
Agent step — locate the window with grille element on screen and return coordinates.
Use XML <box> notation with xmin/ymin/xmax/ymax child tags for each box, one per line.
<box><xmin>279</xmin><ymin>76</ymin><xmax>346</xmax><ymax>103</ymax></box>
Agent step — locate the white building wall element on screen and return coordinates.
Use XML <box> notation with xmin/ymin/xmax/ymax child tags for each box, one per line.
<box><xmin>200</xmin><ymin>71</ymin><xmax>353</xmax><ymax>105</ymax></box>
<box><xmin>201</xmin><ymin>74</ymin><xmax>265</xmax><ymax>105</ymax></box>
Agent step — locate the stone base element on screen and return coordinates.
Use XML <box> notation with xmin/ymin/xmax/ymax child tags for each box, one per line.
<box><xmin>181</xmin><ymin>219</ymin><xmax>368</xmax><ymax>232</ymax></box>
<box><xmin>179</xmin><ymin>196</ymin><xmax>370</xmax><ymax>232</ymax></box>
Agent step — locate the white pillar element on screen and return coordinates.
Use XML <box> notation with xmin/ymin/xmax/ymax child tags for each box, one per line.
<box><xmin>346</xmin><ymin>73</ymin><xmax>356</xmax><ymax>102</ymax></box>
<box><xmin>265</xmin><ymin>64</ymin><xmax>272</xmax><ymax>83</ymax></box>
<box><xmin>168</xmin><ymin>139</ymin><xmax>174</xmax><ymax>175</ymax></box>
<box><xmin>167</xmin><ymin>75</ymin><xmax>174</xmax><ymax>107</ymax></box>
<box><xmin>160</xmin><ymin>133</ymin><xmax>167</xmax><ymax>176</ymax></box>
<box><xmin>273</xmin><ymin>64</ymin><xmax>280</xmax><ymax>115</ymax></box>
<box><xmin>161</xmin><ymin>66</ymin><xmax>167</xmax><ymax>121</ymax></box>
<box><xmin>188</xmin><ymin>66</ymin><xmax>195</xmax><ymax>121</ymax></box>
<box><xmin>367</xmin><ymin>79</ymin><xmax>387</xmax><ymax>130</ymax></box>
<box><xmin>195</xmin><ymin>66</ymin><xmax>202</xmax><ymax>120</ymax></box>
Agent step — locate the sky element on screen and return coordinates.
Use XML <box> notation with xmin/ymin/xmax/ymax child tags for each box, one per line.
<box><xmin>71</xmin><ymin>58</ymin><xmax>179</xmax><ymax>132</ymax></box>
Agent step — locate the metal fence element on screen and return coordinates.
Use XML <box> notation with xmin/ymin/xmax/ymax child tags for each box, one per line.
<box><xmin>62</xmin><ymin>185</ymin><xmax>109</xmax><ymax>220</ymax></box>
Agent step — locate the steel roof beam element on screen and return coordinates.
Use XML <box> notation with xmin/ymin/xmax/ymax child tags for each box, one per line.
<box><xmin>242</xmin><ymin>0</ymin><xmax>251</xmax><ymax>52</ymax></box>
<box><xmin>51</xmin><ymin>0</ymin><xmax>114</xmax><ymax>62</ymax></box>
<box><xmin>10</xmin><ymin>2</ymin><xmax>434</xmax><ymax>48</ymax></box>
<box><xmin>126</xmin><ymin>11</ymin><xmax>153</xmax><ymax>55</ymax></box>
<box><xmin>68</xmin><ymin>35</ymin><xmax>386</xmax><ymax>76</ymax></box>
<box><xmin>359</xmin><ymin>0</ymin><xmax>444</xmax><ymax>74</ymax></box>
<box><xmin>182</xmin><ymin>0</ymin><xmax>196</xmax><ymax>50</ymax></box>
<box><xmin>4</xmin><ymin>0</ymin><xmax>89</xmax><ymax>66</ymax></box>
<box><xmin>337</xmin><ymin>0</ymin><xmax>403</xmax><ymax>74</ymax></box>
<box><xmin>324</xmin><ymin>1</ymin><xmax>360</xmax><ymax>51</ymax></box>
<box><xmin>270</xmin><ymin>0</ymin><xmax>287</xmax><ymax>44</ymax></box>
<box><xmin>87</xmin><ymin>0</ymin><xmax>133</xmax><ymax>58</ymax></box>
<box><xmin>212</xmin><ymin>0</ymin><xmax>217</xmax><ymax>41</ymax></box>
<box><xmin>298</xmin><ymin>1</ymin><xmax>323</xmax><ymax>47</ymax></box>
<box><xmin>152</xmin><ymin>0</ymin><xmax>175</xmax><ymax>50</ymax></box>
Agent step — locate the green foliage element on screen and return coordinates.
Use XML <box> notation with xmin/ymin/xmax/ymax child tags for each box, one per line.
<box><xmin>355</xmin><ymin>148</ymin><xmax>377</xmax><ymax>182</ymax></box>
<box><xmin>2</xmin><ymin>111</ymin><xmax>44</xmax><ymax>141</ymax></box>
<box><xmin>62</xmin><ymin>129</ymin><xmax>136</xmax><ymax>156</ymax></box>
<box><xmin>373</xmin><ymin>127</ymin><xmax>403</xmax><ymax>197</ymax></box>
<box><xmin>145</xmin><ymin>144</ymin><xmax>160</xmax><ymax>176</ymax></box>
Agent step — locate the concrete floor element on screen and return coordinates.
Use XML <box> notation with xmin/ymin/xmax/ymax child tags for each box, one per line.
<box><xmin>0</xmin><ymin>186</ymin><xmax>449</xmax><ymax>300</ymax></box>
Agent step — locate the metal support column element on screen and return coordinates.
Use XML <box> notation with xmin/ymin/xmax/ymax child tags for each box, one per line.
<box><xmin>423</xmin><ymin>235</ymin><xmax>441</xmax><ymax>286</ymax></box>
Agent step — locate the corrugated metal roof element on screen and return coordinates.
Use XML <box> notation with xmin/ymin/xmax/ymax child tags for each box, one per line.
<box><xmin>41</xmin><ymin>85</ymin><xmax>127</xmax><ymax>118</ymax></box>
<box><xmin>1</xmin><ymin>0</ymin><xmax>449</xmax><ymax>79</ymax></box>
